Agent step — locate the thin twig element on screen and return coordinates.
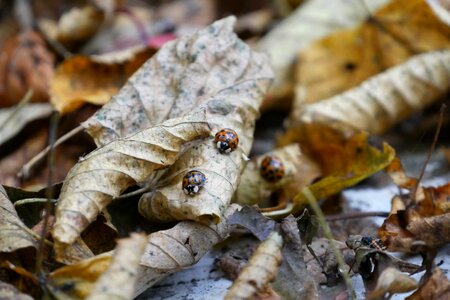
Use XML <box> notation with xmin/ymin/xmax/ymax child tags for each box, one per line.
<box><xmin>325</xmin><ymin>211</ymin><xmax>389</xmax><ymax>221</ymax></box>
<box><xmin>35</xmin><ymin>112</ymin><xmax>60</xmax><ymax>274</ymax></box>
<box><xmin>411</xmin><ymin>104</ymin><xmax>446</xmax><ymax>202</ymax></box>
<box><xmin>19</xmin><ymin>125</ymin><xmax>83</xmax><ymax>179</ymax></box>
<box><xmin>113</xmin><ymin>185</ymin><xmax>151</xmax><ymax>201</ymax></box>
<box><xmin>14</xmin><ymin>198</ymin><xmax>57</xmax><ymax>207</ymax></box>
<box><xmin>0</xmin><ymin>90</ymin><xmax>33</xmax><ymax>129</ymax></box>
<box><xmin>302</xmin><ymin>188</ymin><xmax>355</xmax><ymax>299</ymax></box>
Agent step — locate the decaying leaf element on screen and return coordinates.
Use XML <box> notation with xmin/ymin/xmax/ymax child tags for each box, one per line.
<box><xmin>407</xmin><ymin>267</ymin><xmax>450</xmax><ymax>300</ymax></box>
<box><xmin>234</xmin><ymin>144</ymin><xmax>320</xmax><ymax>206</ymax></box>
<box><xmin>49</xmin><ymin>205</ymin><xmax>239</xmax><ymax>299</ymax></box>
<box><xmin>0</xmin><ymin>103</ymin><xmax>53</xmax><ymax>146</ymax></box>
<box><xmin>0</xmin><ymin>281</ymin><xmax>33</xmax><ymax>300</ymax></box>
<box><xmin>379</xmin><ymin>158</ymin><xmax>450</xmax><ymax>252</ymax></box>
<box><xmin>0</xmin><ymin>31</ymin><xmax>54</xmax><ymax>106</ymax></box>
<box><xmin>288</xmin><ymin>131</ymin><xmax>395</xmax><ymax>214</ymax></box>
<box><xmin>273</xmin><ymin>216</ymin><xmax>318</xmax><ymax>300</ymax></box>
<box><xmin>288</xmin><ymin>50</ymin><xmax>450</xmax><ymax>136</ymax></box>
<box><xmin>367</xmin><ymin>267</ymin><xmax>417</xmax><ymax>300</ymax></box>
<box><xmin>50</xmin><ymin>47</ymin><xmax>156</xmax><ymax>114</ymax></box>
<box><xmin>53</xmin><ymin>110</ymin><xmax>210</xmax><ymax>249</ymax></box>
<box><xmin>295</xmin><ymin>0</ymin><xmax>450</xmax><ymax>105</ymax></box>
<box><xmin>131</xmin><ymin>17</ymin><xmax>272</xmax><ymax>223</ymax></box>
<box><xmin>0</xmin><ymin>186</ymin><xmax>37</xmax><ymax>252</ymax></box>
<box><xmin>87</xmin><ymin>233</ymin><xmax>147</xmax><ymax>300</ymax></box>
<box><xmin>224</xmin><ymin>231</ymin><xmax>283</xmax><ymax>300</ymax></box>
<box><xmin>227</xmin><ymin>205</ymin><xmax>277</xmax><ymax>241</ymax></box>
<box><xmin>256</xmin><ymin>0</ymin><xmax>388</xmax><ymax>104</ymax></box>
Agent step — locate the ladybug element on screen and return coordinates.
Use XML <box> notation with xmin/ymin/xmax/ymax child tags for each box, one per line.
<box><xmin>214</xmin><ymin>128</ymin><xmax>239</xmax><ymax>153</ymax></box>
<box><xmin>182</xmin><ymin>170</ymin><xmax>206</xmax><ymax>195</ymax></box>
<box><xmin>260</xmin><ymin>156</ymin><xmax>285</xmax><ymax>183</ymax></box>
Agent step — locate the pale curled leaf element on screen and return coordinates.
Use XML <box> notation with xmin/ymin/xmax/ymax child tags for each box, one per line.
<box><xmin>49</xmin><ymin>205</ymin><xmax>239</xmax><ymax>299</ymax></box>
<box><xmin>0</xmin><ymin>186</ymin><xmax>37</xmax><ymax>252</ymax></box>
<box><xmin>225</xmin><ymin>231</ymin><xmax>283</xmax><ymax>300</ymax></box>
<box><xmin>234</xmin><ymin>144</ymin><xmax>320</xmax><ymax>206</ymax></box>
<box><xmin>53</xmin><ymin>110</ymin><xmax>210</xmax><ymax>246</ymax></box>
<box><xmin>288</xmin><ymin>50</ymin><xmax>450</xmax><ymax>136</ymax></box>
<box><xmin>87</xmin><ymin>233</ymin><xmax>147</xmax><ymax>300</ymax></box>
<box><xmin>132</xmin><ymin>17</ymin><xmax>273</xmax><ymax>223</ymax></box>
<box><xmin>0</xmin><ymin>103</ymin><xmax>53</xmax><ymax>146</ymax></box>
<box><xmin>367</xmin><ymin>267</ymin><xmax>417</xmax><ymax>300</ymax></box>
<box><xmin>256</xmin><ymin>0</ymin><xmax>388</xmax><ymax>100</ymax></box>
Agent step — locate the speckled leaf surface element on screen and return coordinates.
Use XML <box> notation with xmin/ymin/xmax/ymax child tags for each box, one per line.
<box><xmin>128</xmin><ymin>17</ymin><xmax>273</xmax><ymax>223</ymax></box>
<box><xmin>0</xmin><ymin>186</ymin><xmax>37</xmax><ymax>252</ymax></box>
<box><xmin>53</xmin><ymin>110</ymin><xmax>210</xmax><ymax>248</ymax></box>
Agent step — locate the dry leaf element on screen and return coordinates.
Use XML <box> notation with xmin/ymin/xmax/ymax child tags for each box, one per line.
<box><xmin>124</xmin><ymin>17</ymin><xmax>272</xmax><ymax>223</ymax></box>
<box><xmin>87</xmin><ymin>233</ymin><xmax>147</xmax><ymax>300</ymax></box>
<box><xmin>225</xmin><ymin>231</ymin><xmax>283</xmax><ymax>300</ymax></box>
<box><xmin>406</xmin><ymin>267</ymin><xmax>450</xmax><ymax>300</ymax></box>
<box><xmin>0</xmin><ymin>31</ymin><xmax>54</xmax><ymax>106</ymax></box>
<box><xmin>50</xmin><ymin>47</ymin><xmax>155</xmax><ymax>114</ymax></box>
<box><xmin>0</xmin><ymin>186</ymin><xmax>37</xmax><ymax>252</ymax></box>
<box><xmin>288</xmin><ymin>50</ymin><xmax>450</xmax><ymax>136</ymax></box>
<box><xmin>273</xmin><ymin>216</ymin><xmax>318</xmax><ymax>300</ymax></box>
<box><xmin>53</xmin><ymin>110</ymin><xmax>210</xmax><ymax>248</ymax></box>
<box><xmin>0</xmin><ymin>103</ymin><xmax>53</xmax><ymax>146</ymax></box>
<box><xmin>286</xmin><ymin>131</ymin><xmax>395</xmax><ymax>214</ymax></box>
<box><xmin>295</xmin><ymin>0</ymin><xmax>450</xmax><ymax>105</ymax></box>
<box><xmin>234</xmin><ymin>144</ymin><xmax>320</xmax><ymax>206</ymax></box>
<box><xmin>367</xmin><ymin>267</ymin><xmax>417</xmax><ymax>300</ymax></box>
<box><xmin>256</xmin><ymin>0</ymin><xmax>388</xmax><ymax>104</ymax></box>
<box><xmin>0</xmin><ymin>281</ymin><xmax>33</xmax><ymax>300</ymax></box>
<box><xmin>49</xmin><ymin>204</ymin><xmax>239</xmax><ymax>299</ymax></box>
<box><xmin>379</xmin><ymin>158</ymin><xmax>450</xmax><ymax>252</ymax></box>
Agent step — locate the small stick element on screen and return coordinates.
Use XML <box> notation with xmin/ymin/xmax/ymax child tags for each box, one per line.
<box><xmin>19</xmin><ymin>125</ymin><xmax>84</xmax><ymax>179</ymax></box>
<box><xmin>326</xmin><ymin>211</ymin><xmax>389</xmax><ymax>221</ymax></box>
<box><xmin>411</xmin><ymin>104</ymin><xmax>446</xmax><ymax>202</ymax></box>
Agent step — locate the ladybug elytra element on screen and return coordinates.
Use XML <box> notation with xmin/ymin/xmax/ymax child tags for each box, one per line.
<box><xmin>214</xmin><ymin>128</ymin><xmax>239</xmax><ymax>153</ymax></box>
<box><xmin>182</xmin><ymin>170</ymin><xmax>206</xmax><ymax>195</ymax></box>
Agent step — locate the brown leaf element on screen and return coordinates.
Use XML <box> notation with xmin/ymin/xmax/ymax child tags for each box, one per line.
<box><xmin>53</xmin><ymin>110</ymin><xmax>210</xmax><ymax>248</ymax></box>
<box><xmin>0</xmin><ymin>186</ymin><xmax>37</xmax><ymax>252</ymax></box>
<box><xmin>406</xmin><ymin>267</ymin><xmax>450</xmax><ymax>300</ymax></box>
<box><xmin>234</xmin><ymin>144</ymin><xmax>320</xmax><ymax>206</ymax></box>
<box><xmin>288</xmin><ymin>50</ymin><xmax>450</xmax><ymax>137</ymax></box>
<box><xmin>225</xmin><ymin>231</ymin><xmax>283</xmax><ymax>300</ymax></box>
<box><xmin>50</xmin><ymin>47</ymin><xmax>155</xmax><ymax>114</ymax></box>
<box><xmin>87</xmin><ymin>233</ymin><xmax>147</xmax><ymax>300</ymax></box>
<box><xmin>0</xmin><ymin>31</ymin><xmax>54</xmax><ymax>107</ymax></box>
<box><xmin>295</xmin><ymin>0</ymin><xmax>450</xmax><ymax>105</ymax></box>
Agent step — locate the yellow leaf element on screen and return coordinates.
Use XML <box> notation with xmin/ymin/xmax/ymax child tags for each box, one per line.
<box><xmin>296</xmin><ymin>0</ymin><xmax>450</xmax><ymax>104</ymax></box>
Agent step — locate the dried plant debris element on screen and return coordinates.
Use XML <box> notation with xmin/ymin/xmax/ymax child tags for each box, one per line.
<box><xmin>0</xmin><ymin>281</ymin><xmax>33</xmax><ymax>300</ymax></box>
<box><xmin>379</xmin><ymin>158</ymin><xmax>450</xmax><ymax>252</ymax></box>
<box><xmin>257</xmin><ymin>0</ymin><xmax>388</xmax><ymax>102</ymax></box>
<box><xmin>49</xmin><ymin>205</ymin><xmax>239</xmax><ymax>299</ymax></box>
<box><xmin>53</xmin><ymin>110</ymin><xmax>210</xmax><ymax>250</ymax></box>
<box><xmin>0</xmin><ymin>31</ymin><xmax>54</xmax><ymax>106</ymax></box>
<box><xmin>234</xmin><ymin>144</ymin><xmax>320</xmax><ymax>206</ymax></box>
<box><xmin>86</xmin><ymin>233</ymin><xmax>147</xmax><ymax>300</ymax></box>
<box><xmin>0</xmin><ymin>186</ymin><xmax>38</xmax><ymax>252</ymax></box>
<box><xmin>224</xmin><ymin>231</ymin><xmax>283</xmax><ymax>300</ymax></box>
<box><xmin>0</xmin><ymin>103</ymin><xmax>53</xmax><ymax>146</ymax></box>
<box><xmin>367</xmin><ymin>267</ymin><xmax>417</xmax><ymax>300</ymax></box>
<box><xmin>288</xmin><ymin>50</ymin><xmax>450</xmax><ymax>136</ymax></box>
<box><xmin>50</xmin><ymin>47</ymin><xmax>156</xmax><ymax>114</ymax></box>
<box><xmin>407</xmin><ymin>267</ymin><xmax>450</xmax><ymax>300</ymax></box>
<box><xmin>295</xmin><ymin>0</ymin><xmax>450</xmax><ymax>105</ymax></box>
